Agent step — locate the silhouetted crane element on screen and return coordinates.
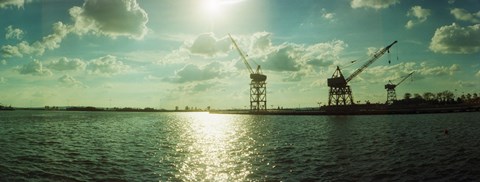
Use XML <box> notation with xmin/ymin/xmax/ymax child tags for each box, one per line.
<box><xmin>385</xmin><ymin>71</ymin><xmax>414</xmax><ymax>104</ymax></box>
<box><xmin>327</xmin><ymin>41</ymin><xmax>398</xmax><ymax>106</ymax></box>
<box><xmin>228</xmin><ymin>34</ymin><xmax>267</xmax><ymax>111</ymax></box>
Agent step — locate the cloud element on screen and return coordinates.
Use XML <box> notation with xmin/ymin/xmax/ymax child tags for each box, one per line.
<box><xmin>362</xmin><ymin>62</ymin><xmax>460</xmax><ymax>84</ymax></box>
<box><xmin>48</xmin><ymin>57</ymin><xmax>87</xmax><ymax>71</ymax></box>
<box><xmin>1</xmin><ymin>22</ymin><xmax>70</xmax><ymax>58</ymax></box>
<box><xmin>228</xmin><ymin>32</ymin><xmax>346</xmax><ymax>81</ymax></box>
<box><xmin>429</xmin><ymin>23</ymin><xmax>480</xmax><ymax>54</ymax></box>
<box><xmin>417</xmin><ymin>63</ymin><xmax>459</xmax><ymax>77</ymax></box>
<box><xmin>261</xmin><ymin>44</ymin><xmax>301</xmax><ymax>71</ymax></box>
<box><xmin>17</xmin><ymin>59</ymin><xmax>53</xmax><ymax>76</ymax></box>
<box><xmin>455</xmin><ymin>80</ymin><xmax>476</xmax><ymax>88</ymax></box>
<box><xmin>5</xmin><ymin>25</ymin><xmax>24</xmax><ymax>40</ymax></box>
<box><xmin>69</xmin><ymin>0</ymin><xmax>148</xmax><ymax>39</ymax></box>
<box><xmin>0</xmin><ymin>77</ymin><xmax>5</xmax><ymax>83</ymax></box>
<box><xmin>2</xmin><ymin>0</ymin><xmax>149</xmax><ymax>58</ymax></box>
<box><xmin>249</xmin><ymin>32</ymin><xmax>272</xmax><ymax>54</ymax></box>
<box><xmin>58</xmin><ymin>74</ymin><xmax>86</xmax><ymax>88</ymax></box>
<box><xmin>0</xmin><ymin>0</ymin><xmax>24</xmax><ymax>9</ymax></box>
<box><xmin>321</xmin><ymin>8</ymin><xmax>335</xmax><ymax>21</ymax></box>
<box><xmin>1</xmin><ymin>59</ymin><xmax>6</xmax><ymax>65</ymax></box>
<box><xmin>476</xmin><ymin>70</ymin><xmax>480</xmax><ymax>77</ymax></box>
<box><xmin>304</xmin><ymin>40</ymin><xmax>346</xmax><ymax>67</ymax></box>
<box><xmin>405</xmin><ymin>6</ymin><xmax>431</xmax><ymax>29</ymax></box>
<box><xmin>87</xmin><ymin>55</ymin><xmax>130</xmax><ymax>76</ymax></box>
<box><xmin>450</xmin><ymin>8</ymin><xmax>480</xmax><ymax>23</ymax></box>
<box><xmin>351</xmin><ymin>0</ymin><xmax>399</xmax><ymax>10</ymax></box>
<box><xmin>256</xmin><ymin>40</ymin><xmax>346</xmax><ymax>72</ymax></box>
<box><xmin>189</xmin><ymin>33</ymin><xmax>230</xmax><ymax>57</ymax></box>
<box><xmin>167</xmin><ymin>62</ymin><xmax>226</xmax><ymax>83</ymax></box>
<box><xmin>176</xmin><ymin>81</ymin><xmax>218</xmax><ymax>94</ymax></box>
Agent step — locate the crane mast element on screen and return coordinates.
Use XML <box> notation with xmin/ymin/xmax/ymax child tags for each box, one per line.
<box><xmin>327</xmin><ymin>40</ymin><xmax>397</xmax><ymax>106</ymax></box>
<box><xmin>228</xmin><ymin>34</ymin><xmax>267</xmax><ymax>111</ymax></box>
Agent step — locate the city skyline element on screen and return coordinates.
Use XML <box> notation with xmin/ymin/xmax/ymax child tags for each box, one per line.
<box><xmin>1</xmin><ymin>0</ymin><xmax>479</xmax><ymax>109</ymax></box>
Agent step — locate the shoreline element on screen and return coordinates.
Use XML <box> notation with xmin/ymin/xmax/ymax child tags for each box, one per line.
<box><xmin>210</xmin><ymin>104</ymin><xmax>480</xmax><ymax>116</ymax></box>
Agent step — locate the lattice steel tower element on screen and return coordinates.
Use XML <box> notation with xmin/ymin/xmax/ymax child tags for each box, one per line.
<box><xmin>229</xmin><ymin>34</ymin><xmax>267</xmax><ymax>111</ymax></box>
<box><xmin>385</xmin><ymin>71</ymin><xmax>414</xmax><ymax>104</ymax></box>
<box><xmin>327</xmin><ymin>41</ymin><xmax>398</xmax><ymax>106</ymax></box>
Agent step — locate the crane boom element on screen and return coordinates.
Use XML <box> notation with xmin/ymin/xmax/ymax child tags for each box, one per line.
<box><xmin>396</xmin><ymin>71</ymin><xmax>414</xmax><ymax>86</ymax></box>
<box><xmin>228</xmin><ymin>34</ymin><xmax>254</xmax><ymax>74</ymax></box>
<box><xmin>345</xmin><ymin>40</ymin><xmax>397</xmax><ymax>82</ymax></box>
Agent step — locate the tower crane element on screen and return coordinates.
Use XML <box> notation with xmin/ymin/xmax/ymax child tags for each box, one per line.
<box><xmin>228</xmin><ymin>34</ymin><xmax>267</xmax><ymax>111</ymax></box>
<box><xmin>327</xmin><ymin>40</ymin><xmax>397</xmax><ymax>106</ymax></box>
<box><xmin>385</xmin><ymin>71</ymin><xmax>414</xmax><ymax>104</ymax></box>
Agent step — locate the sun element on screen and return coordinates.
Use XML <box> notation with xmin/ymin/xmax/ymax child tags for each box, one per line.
<box><xmin>203</xmin><ymin>0</ymin><xmax>222</xmax><ymax>18</ymax></box>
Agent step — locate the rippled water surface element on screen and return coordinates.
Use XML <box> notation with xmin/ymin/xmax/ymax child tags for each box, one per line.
<box><xmin>1</xmin><ymin>111</ymin><xmax>480</xmax><ymax>181</ymax></box>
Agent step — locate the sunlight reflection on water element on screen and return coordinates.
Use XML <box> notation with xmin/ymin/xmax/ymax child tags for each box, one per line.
<box><xmin>175</xmin><ymin>112</ymin><xmax>252</xmax><ymax>181</ymax></box>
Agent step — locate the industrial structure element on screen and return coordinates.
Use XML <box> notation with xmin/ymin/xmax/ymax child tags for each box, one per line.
<box><xmin>327</xmin><ymin>41</ymin><xmax>398</xmax><ymax>106</ymax></box>
<box><xmin>385</xmin><ymin>71</ymin><xmax>414</xmax><ymax>104</ymax></box>
<box><xmin>228</xmin><ymin>34</ymin><xmax>267</xmax><ymax>111</ymax></box>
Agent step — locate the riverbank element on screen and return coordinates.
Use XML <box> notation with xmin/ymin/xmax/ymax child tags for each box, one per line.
<box><xmin>210</xmin><ymin>103</ymin><xmax>480</xmax><ymax>115</ymax></box>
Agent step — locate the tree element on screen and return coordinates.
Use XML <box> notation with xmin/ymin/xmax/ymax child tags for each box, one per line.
<box><xmin>423</xmin><ymin>92</ymin><xmax>435</xmax><ymax>101</ymax></box>
<box><xmin>413</xmin><ymin>93</ymin><xmax>423</xmax><ymax>100</ymax></box>
<box><xmin>466</xmin><ymin>93</ymin><xmax>472</xmax><ymax>101</ymax></box>
<box><xmin>404</xmin><ymin>93</ymin><xmax>412</xmax><ymax>100</ymax></box>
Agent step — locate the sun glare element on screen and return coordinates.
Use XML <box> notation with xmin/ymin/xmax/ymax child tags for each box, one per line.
<box><xmin>204</xmin><ymin>0</ymin><xmax>222</xmax><ymax>17</ymax></box>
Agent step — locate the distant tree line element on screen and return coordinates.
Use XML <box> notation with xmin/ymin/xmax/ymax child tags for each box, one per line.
<box><xmin>395</xmin><ymin>90</ymin><xmax>480</xmax><ymax>105</ymax></box>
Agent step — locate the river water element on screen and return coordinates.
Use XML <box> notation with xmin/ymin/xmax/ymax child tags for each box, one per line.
<box><xmin>0</xmin><ymin>111</ymin><xmax>479</xmax><ymax>181</ymax></box>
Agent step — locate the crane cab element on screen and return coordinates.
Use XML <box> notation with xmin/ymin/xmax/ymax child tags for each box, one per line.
<box><xmin>250</xmin><ymin>73</ymin><xmax>267</xmax><ymax>82</ymax></box>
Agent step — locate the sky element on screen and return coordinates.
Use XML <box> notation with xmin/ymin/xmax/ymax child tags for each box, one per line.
<box><xmin>0</xmin><ymin>0</ymin><xmax>479</xmax><ymax>109</ymax></box>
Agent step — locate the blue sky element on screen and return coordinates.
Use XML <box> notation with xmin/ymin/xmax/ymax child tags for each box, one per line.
<box><xmin>1</xmin><ymin>0</ymin><xmax>479</xmax><ymax>109</ymax></box>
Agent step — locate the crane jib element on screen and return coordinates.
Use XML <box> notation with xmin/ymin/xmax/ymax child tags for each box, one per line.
<box><xmin>228</xmin><ymin>34</ymin><xmax>254</xmax><ymax>74</ymax></box>
<box><xmin>345</xmin><ymin>40</ymin><xmax>398</xmax><ymax>83</ymax></box>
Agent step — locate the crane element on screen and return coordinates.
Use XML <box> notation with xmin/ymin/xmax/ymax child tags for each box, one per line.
<box><xmin>228</xmin><ymin>34</ymin><xmax>267</xmax><ymax>111</ymax></box>
<box><xmin>385</xmin><ymin>71</ymin><xmax>414</xmax><ymax>104</ymax></box>
<box><xmin>327</xmin><ymin>40</ymin><xmax>397</xmax><ymax>106</ymax></box>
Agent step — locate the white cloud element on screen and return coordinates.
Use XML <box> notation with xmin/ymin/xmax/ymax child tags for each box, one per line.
<box><xmin>5</xmin><ymin>25</ymin><xmax>24</xmax><ymax>40</ymax></box>
<box><xmin>450</xmin><ymin>8</ymin><xmax>480</xmax><ymax>23</ymax></box>
<box><xmin>358</xmin><ymin>62</ymin><xmax>460</xmax><ymax>84</ymax></box>
<box><xmin>304</xmin><ymin>40</ymin><xmax>346</xmax><ymax>67</ymax></box>
<box><xmin>48</xmin><ymin>57</ymin><xmax>87</xmax><ymax>71</ymax></box>
<box><xmin>476</xmin><ymin>70</ymin><xmax>480</xmax><ymax>77</ymax></box>
<box><xmin>58</xmin><ymin>74</ymin><xmax>86</xmax><ymax>88</ymax></box>
<box><xmin>321</xmin><ymin>8</ymin><xmax>335</xmax><ymax>21</ymax></box>
<box><xmin>17</xmin><ymin>59</ymin><xmax>53</xmax><ymax>76</ymax></box>
<box><xmin>156</xmin><ymin>48</ymin><xmax>190</xmax><ymax>65</ymax></box>
<box><xmin>69</xmin><ymin>0</ymin><xmax>148</xmax><ymax>39</ymax></box>
<box><xmin>249</xmin><ymin>32</ymin><xmax>272</xmax><ymax>54</ymax></box>
<box><xmin>261</xmin><ymin>44</ymin><xmax>301</xmax><ymax>72</ymax></box>
<box><xmin>351</xmin><ymin>0</ymin><xmax>399</xmax><ymax>10</ymax></box>
<box><xmin>0</xmin><ymin>0</ymin><xmax>24</xmax><ymax>9</ymax></box>
<box><xmin>87</xmin><ymin>55</ymin><xmax>130</xmax><ymax>76</ymax></box>
<box><xmin>228</xmin><ymin>32</ymin><xmax>346</xmax><ymax>81</ymax></box>
<box><xmin>256</xmin><ymin>40</ymin><xmax>346</xmax><ymax>72</ymax></box>
<box><xmin>1</xmin><ymin>0</ymin><xmax>150</xmax><ymax>58</ymax></box>
<box><xmin>0</xmin><ymin>77</ymin><xmax>5</xmax><ymax>83</ymax></box>
<box><xmin>430</xmin><ymin>23</ymin><xmax>480</xmax><ymax>54</ymax></box>
<box><xmin>1</xmin><ymin>59</ymin><xmax>6</xmax><ymax>65</ymax></box>
<box><xmin>189</xmin><ymin>33</ymin><xmax>230</xmax><ymax>57</ymax></box>
<box><xmin>167</xmin><ymin>62</ymin><xmax>227</xmax><ymax>83</ymax></box>
<box><xmin>405</xmin><ymin>6</ymin><xmax>431</xmax><ymax>29</ymax></box>
<box><xmin>1</xmin><ymin>22</ymin><xmax>70</xmax><ymax>58</ymax></box>
<box><xmin>175</xmin><ymin>81</ymin><xmax>219</xmax><ymax>94</ymax></box>
<box><xmin>455</xmin><ymin>80</ymin><xmax>476</xmax><ymax>88</ymax></box>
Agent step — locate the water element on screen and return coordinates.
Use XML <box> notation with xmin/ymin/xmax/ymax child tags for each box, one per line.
<box><xmin>1</xmin><ymin>111</ymin><xmax>479</xmax><ymax>181</ymax></box>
